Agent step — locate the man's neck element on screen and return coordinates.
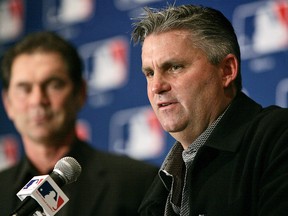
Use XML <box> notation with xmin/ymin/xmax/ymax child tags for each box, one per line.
<box><xmin>23</xmin><ymin>134</ymin><xmax>76</xmax><ymax>174</ymax></box>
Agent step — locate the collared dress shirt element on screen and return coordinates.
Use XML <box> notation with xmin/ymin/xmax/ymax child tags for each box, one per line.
<box><xmin>159</xmin><ymin>108</ymin><xmax>228</xmax><ymax>215</ymax></box>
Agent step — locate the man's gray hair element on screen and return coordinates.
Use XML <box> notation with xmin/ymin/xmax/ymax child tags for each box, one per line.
<box><xmin>131</xmin><ymin>4</ymin><xmax>242</xmax><ymax>91</ymax></box>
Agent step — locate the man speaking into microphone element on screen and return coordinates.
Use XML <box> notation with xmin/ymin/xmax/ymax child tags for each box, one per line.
<box><xmin>0</xmin><ymin>31</ymin><xmax>158</xmax><ymax>216</ymax></box>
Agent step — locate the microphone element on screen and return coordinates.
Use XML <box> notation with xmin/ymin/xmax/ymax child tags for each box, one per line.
<box><xmin>11</xmin><ymin>157</ymin><xmax>82</xmax><ymax>216</ymax></box>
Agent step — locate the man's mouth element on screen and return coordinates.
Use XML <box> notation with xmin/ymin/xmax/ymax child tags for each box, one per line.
<box><xmin>159</xmin><ymin>103</ymin><xmax>172</xmax><ymax>107</ymax></box>
<box><xmin>158</xmin><ymin>101</ymin><xmax>176</xmax><ymax>108</ymax></box>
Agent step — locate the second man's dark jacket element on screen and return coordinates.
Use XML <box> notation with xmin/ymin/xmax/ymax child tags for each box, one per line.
<box><xmin>0</xmin><ymin>139</ymin><xmax>158</xmax><ymax>216</ymax></box>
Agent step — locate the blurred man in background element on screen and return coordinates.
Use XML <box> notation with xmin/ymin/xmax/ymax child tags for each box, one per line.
<box><xmin>0</xmin><ymin>31</ymin><xmax>158</xmax><ymax>216</ymax></box>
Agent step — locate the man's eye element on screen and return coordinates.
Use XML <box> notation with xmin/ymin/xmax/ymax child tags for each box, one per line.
<box><xmin>49</xmin><ymin>80</ymin><xmax>65</xmax><ymax>89</ymax></box>
<box><xmin>17</xmin><ymin>85</ymin><xmax>31</xmax><ymax>94</ymax></box>
<box><xmin>144</xmin><ymin>71</ymin><xmax>154</xmax><ymax>78</ymax></box>
<box><xmin>170</xmin><ymin>65</ymin><xmax>182</xmax><ymax>71</ymax></box>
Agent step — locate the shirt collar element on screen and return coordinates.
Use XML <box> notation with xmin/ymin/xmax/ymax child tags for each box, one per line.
<box><xmin>14</xmin><ymin>157</ymin><xmax>42</xmax><ymax>192</ymax></box>
<box><xmin>14</xmin><ymin>138</ymin><xmax>81</xmax><ymax>192</ymax></box>
<box><xmin>183</xmin><ymin>106</ymin><xmax>228</xmax><ymax>163</ymax></box>
<box><xmin>159</xmin><ymin>104</ymin><xmax>230</xmax><ymax>188</ymax></box>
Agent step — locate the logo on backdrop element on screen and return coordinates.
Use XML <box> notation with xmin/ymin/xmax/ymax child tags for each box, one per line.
<box><xmin>0</xmin><ymin>0</ymin><xmax>24</xmax><ymax>42</ymax></box>
<box><xmin>114</xmin><ymin>0</ymin><xmax>161</xmax><ymax>11</ymax></box>
<box><xmin>233</xmin><ymin>0</ymin><xmax>288</xmax><ymax>59</ymax></box>
<box><xmin>233</xmin><ymin>0</ymin><xmax>288</xmax><ymax>107</ymax></box>
<box><xmin>76</xmin><ymin>119</ymin><xmax>91</xmax><ymax>142</ymax></box>
<box><xmin>43</xmin><ymin>0</ymin><xmax>94</xmax><ymax>29</ymax></box>
<box><xmin>79</xmin><ymin>36</ymin><xmax>129</xmax><ymax>107</ymax></box>
<box><xmin>0</xmin><ymin>135</ymin><xmax>19</xmax><ymax>171</ymax></box>
<box><xmin>109</xmin><ymin>106</ymin><xmax>165</xmax><ymax>160</ymax></box>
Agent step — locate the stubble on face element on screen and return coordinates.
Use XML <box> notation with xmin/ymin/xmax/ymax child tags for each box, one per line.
<box><xmin>142</xmin><ymin>30</ymin><xmax>226</xmax><ymax>146</ymax></box>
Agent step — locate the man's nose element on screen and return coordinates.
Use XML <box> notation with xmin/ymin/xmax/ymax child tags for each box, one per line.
<box><xmin>151</xmin><ymin>73</ymin><xmax>171</xmax><ymax>94</ymax></box>
<box><xmin>30</xmin><ymin>86</ymin><xmax>49</xmax><ymax>105</ymax></box>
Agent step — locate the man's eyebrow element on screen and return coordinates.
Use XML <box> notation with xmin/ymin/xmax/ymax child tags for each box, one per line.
<box><xmin>43</xmin><ymin>76</ymin><xmax>66</xmax><ymax>82</ymax></box>
<box><xmin>142</xmin><ymin>60</ymin><xmax>180</xmax><ymax>71</ymax></box>
<box><xmin>14</xmin><ymin>76</ymin><xmax>66</xmax><ymax>86</ymax></box>
<box><xmin>142</xmin><ymin>66</ymin><xmax>152</xmax><ymax>73</ymax></box>
<box><xmin>14</xmin><ymin>80</ymin><xmax>31</xmax><ymax>86</ymax></box>
<box><xmin>15</xmin><ymin>81</ymin><xmax>31</xmax><ymax>87</ymax></box>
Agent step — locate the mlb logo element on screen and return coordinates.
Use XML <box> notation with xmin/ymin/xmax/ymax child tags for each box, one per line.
<box><xmin>0</xmin><ymin>135</ymin><xmax>19</xmax><ymax>171</ymax></box>
<box><xmin>38</xmin><ymin>181</ymin><xmax>65</xmax><ymax>211</ymax></box>
<box><xmin>22</xmin><ymin>177</ymin><xmax>45</xmax><ymax>190</ymax></box>
<box><xmin>76</xmin><ymin>119</ymin><xmax>91</xmax><ymax>142</ymax></box>
<box><xmin>43</xmin><ymin>0</ymin><xmax>94</xmax><ymax>29</ymax></box>
<box><xmin>80</xmin><ymin>36</ymin><xmax>129</xmax><ymax>92</ymax></box>
<box><xmin>233</xmin><ymin>0</ymin><xmax>288</xmax><ymax>59</ymax></box>
<box><xmin>109</xmin><ymin>106</ymin><xmax>165</xmax><ymax>160</ymax></box>
<box><xmin>114</xmin><ymin>0</ymin><xmax>161</xmax><ymax>11</ymax></box>
<box><xmin>0</xmin><ymin>0</ymin><xmax>24</xmax><ymax>42</ymax></box>
<box><xmin>17</xmin><ymin>175</ymin><xmax>69</xmax><ymax>216</ymax></box>
<box><xmin>80</xmin><ymin>36</ymin><xmax>129</xmax><ymax>107</ymax></box>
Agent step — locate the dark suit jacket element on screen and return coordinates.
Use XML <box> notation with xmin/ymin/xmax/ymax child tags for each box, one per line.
<box><xmin>0</xmin><ymin>140</ymin><xmax>158</xmax><ymax>216</ymax></box>
<box><xmin>139</xmin><ymin>93</ymin><xmax>288</xmax><ymax>216</ymax></box>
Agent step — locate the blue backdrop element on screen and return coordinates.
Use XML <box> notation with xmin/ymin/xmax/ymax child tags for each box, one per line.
<box><xmin>0</xmin><ymin>0</ymin><xmax>287</xmax><ymax>170</ymax></box>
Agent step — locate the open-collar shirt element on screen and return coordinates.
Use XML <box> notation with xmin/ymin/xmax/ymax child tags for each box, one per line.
<box><xmin>159</xmin><ymin>107</ymin><xmax>229</xmax><ymax>215</ymax></box>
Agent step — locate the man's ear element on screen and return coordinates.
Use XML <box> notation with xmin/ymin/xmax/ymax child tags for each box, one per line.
<box><xmin>2</xmin><ymin>90</ymin><xmax>13</xmax><ymax>120</ymax></box>
<box><xmin>221</xmin><ymin>54</ymin><xmax>238</xmax><ymax>88</ymax></box>
<box><xmin>75</xmin><ymin>79</ymin><xmax>87</xmax><ymax>110</ymax></box>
